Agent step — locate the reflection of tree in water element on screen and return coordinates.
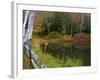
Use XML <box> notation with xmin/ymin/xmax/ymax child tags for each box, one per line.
<box><xmin>45</xmin><ymin>42</ymin><xmax>90</xmax><ymax>66</ymax></box>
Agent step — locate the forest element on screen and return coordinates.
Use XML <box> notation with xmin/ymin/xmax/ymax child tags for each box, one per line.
<box><xmin>23</xmin><ymin>11</ymin><xmax>91</xmax><ymax>69</ymax></box>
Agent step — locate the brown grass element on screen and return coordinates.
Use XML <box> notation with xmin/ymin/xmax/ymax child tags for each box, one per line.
<box><xmin>23</xmin><ymin>52</ymin><xmax>30</xmax><ymax>69</ymax></box>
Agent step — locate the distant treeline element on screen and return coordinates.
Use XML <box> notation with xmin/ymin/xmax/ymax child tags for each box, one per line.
<box><xmin>34</xmin><ymin>12</ymin><xmax>91</xmax><ymax>36</ymax></box>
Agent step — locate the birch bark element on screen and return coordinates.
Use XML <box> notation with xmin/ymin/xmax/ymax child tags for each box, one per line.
<box><xmin>23</xmin><ymin>11</ymin><xmax>35</xmax><ymax>43</ymax></box>
<box><xmin>80</xmin><ymin>14</ymin><xmax>84</xmax><ymax>35</ymax></box>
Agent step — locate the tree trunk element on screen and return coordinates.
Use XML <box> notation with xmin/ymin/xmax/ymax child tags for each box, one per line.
<box><xmin>80</xmin><ymin>14</ymin><xmax>84</xmax><ymax>36</ymax></box>
<box><xmin>24</xmin><ymin>11</ymin><xmax>36</xmax><ymax>42</ymax></box>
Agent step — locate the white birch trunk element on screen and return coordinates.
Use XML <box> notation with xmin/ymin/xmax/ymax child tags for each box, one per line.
<box><xmin>23</xmin><ymin>11</ymin><xmax>29</xmax><ymax>42</ymax></box>
<box><xmin>23</xmin><ymin>11</ymin><xmax>35</xmax><ymax>43</ymax></box>
<box><xmin>25</xmin><ymin>11</ymin><xmax>35</xmax><ymax>41</ymax></box>
<box><xmin>80</xmin><ymin>14</ymin><xmax>84</xmax><ymax>35</ymax></box>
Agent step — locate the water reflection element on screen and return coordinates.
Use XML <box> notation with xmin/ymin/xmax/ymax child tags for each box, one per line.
<box><xmin>46</xmin><ymin>42</ymin><xmax>91</xmax><ymax>66</ymax></box>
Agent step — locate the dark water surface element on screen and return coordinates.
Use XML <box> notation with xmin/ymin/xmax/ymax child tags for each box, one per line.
<box><xmin>46</xmin><ymin>42</ymin><xmax>91</xmax><ymax>66</ymax></box>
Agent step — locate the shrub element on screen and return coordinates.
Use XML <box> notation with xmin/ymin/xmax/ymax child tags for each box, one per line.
<box><xmin>48</xmin><ymin>32</ymin><xmax>62</xmax><ymax>38</ymax></box>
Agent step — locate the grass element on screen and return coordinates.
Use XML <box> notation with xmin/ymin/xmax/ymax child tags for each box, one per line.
<box><xmin>64</xmin><ymin>57</ymin><xmax>83</xmax><ymax>67</ymax></box>
<box><xmin>23</xmin><ymin>52</ymin><xmax>30</xmax><ymax>69</ymax></box>
<box><xmin>33</xmin><ymin>48</ymin><xmax>62</xmax><ymax>68</ymax></box>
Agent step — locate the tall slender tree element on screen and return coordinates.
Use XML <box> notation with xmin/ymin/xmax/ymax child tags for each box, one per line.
<box><xmin>80</xmin><ymin>14</ymin><xmax>84</xmax><ymax>36</ymax></box>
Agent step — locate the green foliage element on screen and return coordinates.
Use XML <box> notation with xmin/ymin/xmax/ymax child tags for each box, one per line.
<box><xmin>42</xmin><ymin>17</ymin><xmax>52</xmax><ymax>34</ymax></box>
<box><xmin>50</xmin><ymin>13</ymin><xmax>62</xmax><ymax>32</ymax></box>
<box><xmin>42</xmin><ymin>12</ymin><xmax>75</xmax><ymax>35</ymax></box>
<box><xmin>83</xmin><ymin>16</ymin><xmax>91</xmax><ymax>33</ymax></box>
<box><xmin>42</xmin><ymin>13</ymin><xmax>62</xmax><ymax>34</ymax></box>
<box><xmin>40</xmin><ymin>12</ymin><xmax>91</xmax><ymax>36</ymax></box>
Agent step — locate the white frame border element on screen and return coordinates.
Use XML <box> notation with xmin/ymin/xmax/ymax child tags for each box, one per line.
<box><xmin>11</xmin><ymin>1</ymin><xmax>97</xmax><ymax>78</ymax></box>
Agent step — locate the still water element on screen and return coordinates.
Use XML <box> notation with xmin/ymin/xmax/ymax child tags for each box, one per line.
<box><xmin>46</xmin><ymin>42</ymin><xmax>91</xmax><ymax>66</ymax></box>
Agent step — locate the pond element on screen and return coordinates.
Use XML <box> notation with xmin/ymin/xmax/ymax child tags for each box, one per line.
<box><xmin>46</xmin><ymin>42</ymin><xmax>91</xmax><ymax>67</ymax></box>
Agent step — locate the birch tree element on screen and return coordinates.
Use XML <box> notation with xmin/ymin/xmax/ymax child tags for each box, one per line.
<box><xmin>80</xmin><ymin>14</ymin><xmax>84</xmax><ymax>35</ymax></box>
<box><xmin>23</xmin><ymin>10</ymin><xmax>47</xmax><ymax>68</ymax></box>
<box><xmin>23</xmin><ymin>11</ymin><xmax>36</xmax><ymax>43</ymax></box>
